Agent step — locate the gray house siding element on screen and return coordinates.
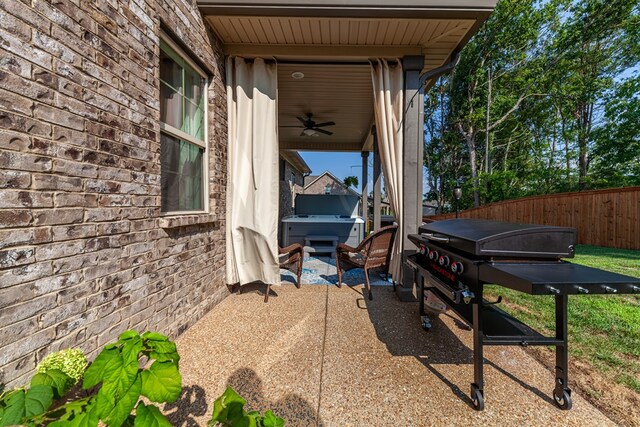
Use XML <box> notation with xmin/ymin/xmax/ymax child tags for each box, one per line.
<box><xmin>0</xmin><ymin>0</ymin><xmax>227</xmax><ymax>387</ymax></box>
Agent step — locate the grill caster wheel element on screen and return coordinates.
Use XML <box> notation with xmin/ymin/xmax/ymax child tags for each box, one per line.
<box><xmin>421</xmin><ymin>316</ymin><xmax>432</xmax><ymax>331</ymax></box>
<box><xmin>553</xmin><ymin>388</ymin><xmax>572</xmax><ymax>410</ymax></box>
<box><xmin>471</xmin><ymin>384</ymin><xmax>484</xmax><ymax>411</ymax></box>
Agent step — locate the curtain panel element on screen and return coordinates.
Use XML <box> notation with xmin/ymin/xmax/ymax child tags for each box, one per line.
<box><xmin>371</xmin><ymin>59</ymin><xmax>404</xmax><ymax>280</ymax></box>
<box><xmin>226</xmin><ymin>57</ymin><xmax>280</xmax><ymax>286</ymax></box>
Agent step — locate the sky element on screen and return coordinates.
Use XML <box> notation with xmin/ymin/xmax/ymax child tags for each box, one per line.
<box><xmin>300</xmin><ymin>151</ymin><xmax>430</xmax><ymax>198</ymax></box>
<box><xmin>299</xmin><ymin>151</ymin><xmax>370</xmax><ymax>194</ymax></box>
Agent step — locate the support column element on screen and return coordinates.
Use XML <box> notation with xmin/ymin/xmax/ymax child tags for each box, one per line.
<box><xmin>372</xmin><ymin>128</ymin><xmax>382</xmax><ymax>231</ymax></box>
<box><xmin>361</xmin><ymin>151</ymin><xmax>369</xmax><ymax>222</ymax></box>
<box><xmin>397</xmin><ymin>55</ymin><xmax>424</xmax><ymax>301</ymax></box>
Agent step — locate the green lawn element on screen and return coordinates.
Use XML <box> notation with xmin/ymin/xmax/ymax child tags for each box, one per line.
<box><xmin>485</xmin><ymin>245</ymin><xmax>640</xmax><ymax>392</ymax></box>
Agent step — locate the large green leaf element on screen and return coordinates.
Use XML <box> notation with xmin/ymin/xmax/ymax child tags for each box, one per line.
<box><xmin>146</xmin><ymin>341</ymin><xmax>176</xmax><ymax>355</ymax></box>
<box><xmin>238</xmin><ymin>415</ymin><xmax>257</xmax><ymax>427</ymax></box>
<box><xmin>119</xmin><ymin>330</ymin><xmax>140</xmax><ymax>342</ymax></box>
<box><xmin>122</xmin><ymin>337</ymin><xmax>144</xmax><ymax>367</ymax></box>
<box><xmin>140</xmin><ymin>361</ymin><xmax>181</xmax><ymax>403</ymax></box>
<box><xmin>262</xmin><ymin>410</ymin><xmax>284</xmax><ymax>427</ymax></box>
<box><xmin>0</xmin><ymin>386</ymin><xmax>53</xmax><ymax>427</ymax></box>
<box><xmin>146</xmin><ymin>339</ymin><xmax>179</xmax><ymax>365</ymax></box>
<box><xmin>84</xmin><ymin>346</ymin><xmax>119</xmax><ymax>389</ymax></box>
<box><xmin>25</xmin><ymin>384</ymin><xmax>53</xmax><ymax>417</ymax></box>
<box><xmin>0</xmin><ymin>390</ymin><xmax>25</xmax><ymax>427</ymax></box>
<box><xmin>31</xmin><ymin>369</ymin><xmax>72</xmax><ymax>399</ymax></box>
<box><xmin>100</xmin><ymin>353</ymin><xmax>139</xmax><ymax>403</ymax></box>
<box><xmin>209</xmin><ymin>387</ymin><xmax>247</xmax><ymax>426</ymax></box>
<box><xmin>142</xmin><ymin>332</ymin><xmax>168</xmax><ymax>342</ymax></box>
<box><xmin>101</xmin><ymin>376</ymin><xmax>142</xmax><ymax>427</ymax></box>
<box><xmin>134</xmin><ymin>402</ymin><xmax>172</xmax><ymax>427</ymax></box>
<box><xmin>49</xmin><ymin>398</ymin><xmax>99</xmax><ymax>427</ymax></box>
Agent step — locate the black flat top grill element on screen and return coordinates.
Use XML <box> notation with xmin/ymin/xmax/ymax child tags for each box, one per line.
<box><xmin>420</xmin><ymin>218</ymin><xmax>576</xmax><ymax>258</ymax></box>
<box><xmin>407</xmin><ymin>218</ymin><xmax>640</xmax><ymax>411</ymax></box>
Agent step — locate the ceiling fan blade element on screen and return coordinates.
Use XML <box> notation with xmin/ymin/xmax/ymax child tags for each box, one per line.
<box><xmin>281</xmin><ymin>125</ymin><xmax>304</xmax><ymax>128</ymax></box>
<box><xmin>314</xmin><ymin>121</ymin><xmax>335</xmax><ymax>127</ymax></box>
<box><xmin>314</xmin><ymin>128</ymin><xmax>333</xmax><ymax>136</ymax></box>
<box><xmin>296</xmin><ymin>116</ymin><xmax>307</xmax><ymax>125</ymax></box>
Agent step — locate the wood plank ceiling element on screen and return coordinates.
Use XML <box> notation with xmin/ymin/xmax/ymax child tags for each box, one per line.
<box><xmin>205</xmin><ymin>15</ymin><xmax>476</xmax><ymax>151</ymax></box>
<box><xmin>278</xmin><ymin>63</ymin><xmax>373</xmax><ymax>151</ymax></box>
<box><xmin>206</xmin><ymin>16</ymin><xmax>474</xmax><ymax>69</ymax></box>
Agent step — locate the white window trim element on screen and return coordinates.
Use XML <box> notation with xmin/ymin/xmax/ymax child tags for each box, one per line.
<box><xmin>160</xmin><ymin>122</ymin><xmax>206</xmax><ymax>149</ymax></box>
<box><xmin>159</xmin><ymin>30</ymin><xmax>210</xmax><ymax>217</ymax></box>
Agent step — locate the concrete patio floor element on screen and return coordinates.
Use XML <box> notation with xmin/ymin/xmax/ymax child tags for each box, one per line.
<box><xmin>164</xmin><ymin>281</ymin><xmax>616</xmax><ymax>426</ymax></box>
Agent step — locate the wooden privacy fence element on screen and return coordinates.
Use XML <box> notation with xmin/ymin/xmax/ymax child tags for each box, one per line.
<box><xmin>427</xmin><ymin>187</ymin><xmax>640</xmax><ymax>250</ymax></box>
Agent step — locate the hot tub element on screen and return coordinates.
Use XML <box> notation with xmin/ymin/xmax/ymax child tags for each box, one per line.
<box><xmin>280</xmin><ymin>194</ymin><xmax>365</xmax><ymax>255</ymax></box>
<box><xmin>281</xmin><ymin>214</ymin><xmax>365</xmax><ymax>255</ymax></box>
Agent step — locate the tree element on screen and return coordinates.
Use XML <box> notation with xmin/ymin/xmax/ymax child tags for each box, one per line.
<box><xmin>548</xmin><ymin>0</ymin><xmax>639</xmax><ymax>189</ymax></box>
<box><xmin>448</xmin><ymin>0</ymin><xmax>557</xmax><ymax>206</ymax></box>
<box><xmin>591</xmin><ymin>76</ymin><xmax>640</xmax><ymax>186</ymax></box>
<box><xmin>343</xmin><ymin>176</ymin><xmax>358</xmax><ymax>188</ymax></box>
<box><xmin>423</xmin><ymin>0</ymin><xmax>640</xmax><ymax>210</ymax></box>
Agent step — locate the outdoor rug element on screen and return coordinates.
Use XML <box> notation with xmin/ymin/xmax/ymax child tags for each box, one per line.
<box><xmin>281</xmin><ymin>256</ymin><xmax>392</xmax><ymax>286</ymax></box>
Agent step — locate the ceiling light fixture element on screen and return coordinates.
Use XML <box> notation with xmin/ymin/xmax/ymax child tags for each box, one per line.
<box><xmin>291</xmin><ymin>71</ymin><xmax>304</xmax><ymax>79</ymax></box>
<box><xmin>303</xmin><ymin>128</ymin><xmax>318</xmax><ymax>137</ymax></box>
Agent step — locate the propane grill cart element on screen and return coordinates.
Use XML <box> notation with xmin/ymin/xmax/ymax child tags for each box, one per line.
<box><xmin>406</xmin><ymin>218</ymin><xmax>640</xmax><ymax>411</ymax></box>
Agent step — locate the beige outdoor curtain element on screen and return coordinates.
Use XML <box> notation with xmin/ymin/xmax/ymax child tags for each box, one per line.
<box><xmin>371</xmin><ymin>59</ymin><xmax>404</xmax><ymax>281</ymax></box>
<box><xmin>226</xmin><ymin>57</ymin><xmax>280</xmax><ymax>286</ymax></box>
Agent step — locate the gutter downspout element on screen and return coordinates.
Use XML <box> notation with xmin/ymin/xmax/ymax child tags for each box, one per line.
<box><xmin>419</xmin><ymin>50</ymin><xmax>461</xmax><ymax>89</ymax></box>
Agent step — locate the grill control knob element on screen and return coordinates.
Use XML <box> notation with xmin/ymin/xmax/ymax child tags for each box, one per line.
<box><xmin>451</xmin><ymin>262</ymin><xmax>464</xmax><ymax>275</ymax></box>
<box><xmin>438</xmin><ymin>255</ymin><xmax>450</xmax><ymax>267</ymax></box>
<box><xmin>429</xmin><ymin>250</ymin><xmax>439</xmax><ymax>261</ymax></box>
<box><xmin>419</xmin><ymin>246</ymin><xmax>426</xmax><ymax>255</ymax></box>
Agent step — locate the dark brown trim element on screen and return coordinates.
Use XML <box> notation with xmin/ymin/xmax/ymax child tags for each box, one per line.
<box><xmin>197</xmin><ymin>1</ymin><xmax>495</xmax><ymax>20</ymax></box>
<box><xmin>200</xmin><ymin>7</ymin><xmax>492</xmax><ymax>20</ymax></box>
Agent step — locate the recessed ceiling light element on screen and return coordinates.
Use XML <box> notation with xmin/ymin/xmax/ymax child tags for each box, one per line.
<box><xmin>291</xmin><ymin>71</ymin><xmax>304</xmax><ymax>79</ymax></box>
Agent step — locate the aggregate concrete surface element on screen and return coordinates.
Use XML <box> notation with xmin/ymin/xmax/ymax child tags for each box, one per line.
<box><xmin>165</xmin><ymin>284</ymin><xmax>616</xmax><ymax>426</ymax></box>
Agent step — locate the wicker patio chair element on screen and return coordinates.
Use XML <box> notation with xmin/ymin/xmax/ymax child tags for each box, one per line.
<box><xmin>335</xmin><ymin>225</ymin><xmax>398</xmax><ymax>300</ymax></box>
<box><xmin>270</xmin><ymin>243</ymin><xmax>304</xmax><ymax>302</ymax></box>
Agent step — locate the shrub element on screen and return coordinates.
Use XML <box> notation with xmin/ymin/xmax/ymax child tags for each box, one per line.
<box><xmin>1</xmin><ymin>331</ymin><xmax>283</xmax><ymax>427</ymax></box>
<box><xmin>209</xmin><ymin>387</ymin><xmax>284</xmax><ymax>427</ymax></box>
<box><xmin>0</xmin><ymin>330</ymin><xmax>181</xmax><ymax>427</ymax></box>
<box><xmin>36</xmin><ymin>348</ymin><xmax>87</xmax><ymax>388</ymax></box>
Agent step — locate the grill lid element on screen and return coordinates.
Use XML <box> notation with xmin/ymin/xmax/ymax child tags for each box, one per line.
<box><xmin>419</xmin><ymin>219</ymin><xmax>576</xmax><ymax>259</ymax></box>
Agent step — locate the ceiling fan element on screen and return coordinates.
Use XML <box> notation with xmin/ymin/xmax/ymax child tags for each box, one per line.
<box><xmin>282</xmin><ymin>113</ymin><xmax>335</xmax><ymax>136</ymax></box>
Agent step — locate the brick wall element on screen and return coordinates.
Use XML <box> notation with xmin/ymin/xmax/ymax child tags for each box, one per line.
<box><xmin>278</xmin><ymin>159</ymin><xmax>304</xmax><ymax>226</ymax></box>
<box><xmin>0</xmin><ymin>0</ymin><xmax>227</xmax><ymax>387</ymax></box>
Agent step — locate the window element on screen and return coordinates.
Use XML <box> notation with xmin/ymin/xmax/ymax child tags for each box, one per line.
<box><xmin>159</xmin><ymin>33</ymin><xmax>207</xmax><ymax>213</ymax></box>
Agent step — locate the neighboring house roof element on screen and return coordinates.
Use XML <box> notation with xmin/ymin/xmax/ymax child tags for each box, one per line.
<box><xmin>304</xmin><ymin>171</ymin><xmax>360</xmax><ymax>197</ymax></box>
<box><xmin>280</xmin><ymin>150</ymin><xmax>311</xmax><ymax>175</ymax></box>
<box><xmin>304</xmin><ymin>175</ymin><xmax>319</xmax><ymax>187</ymax></box>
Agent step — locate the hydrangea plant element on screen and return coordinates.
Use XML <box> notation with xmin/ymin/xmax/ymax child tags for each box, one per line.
<box><xmin>36</xmin><ymin>348</ymin><xmax>87</xmax><ymax>388</ymax></box>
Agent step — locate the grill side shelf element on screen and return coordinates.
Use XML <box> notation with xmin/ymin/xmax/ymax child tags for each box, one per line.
<box><xmin>480</xmin><ymin>262</ymin><xmax>640</xmax><ymax>295</ymax></box>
